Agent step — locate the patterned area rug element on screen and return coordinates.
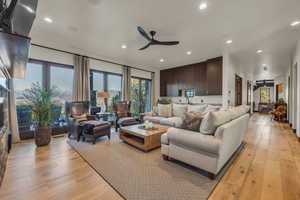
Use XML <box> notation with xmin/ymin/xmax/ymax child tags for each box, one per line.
<box><xmin>68</xmin><ymin>132</ymin><xmax>242</xmax><ymax>200</ymax></box>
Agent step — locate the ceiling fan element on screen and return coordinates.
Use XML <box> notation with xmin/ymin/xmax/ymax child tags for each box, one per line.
<box><xmin>137</xmin><ymin>26</ymin><xmax>179</xmax><ymax>50</ymax></box>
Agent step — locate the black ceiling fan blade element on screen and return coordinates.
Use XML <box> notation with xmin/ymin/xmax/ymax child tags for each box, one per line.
<box><xmin>139</xmin><ymin>43</ymin><xmax>151</xmax><ymax>50</ymax></box>
<box><xmin>155</xmin><ymin>41</ymin><xmax>180</xmax><ymax>45</ymax></box>
<box><xmin>137</xmin><ymin>26</ymin><xmax>151</xmax><ymax>41</ymax></box>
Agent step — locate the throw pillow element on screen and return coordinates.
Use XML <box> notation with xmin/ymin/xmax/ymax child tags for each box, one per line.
<box><xmin>200</xmin><ymin>110</ymin><xmax>233</xmax><ymax>135</ymax></box>
<box><xmin>157</xmin><ymin>104</ymin><xmax>172</xmax><ymax>117</ymax></box>
<box><xmin>181</xmin><ymin>112</ymin><xmax>204</xmax><ymax>132</ymax></box>
<box><xmin>172</xmin><ymin>104</ymin><xmax>188</xmax><ymax>117</ymax></box>
<box><xmin>187</xmin><ymin>104</ymin><xmax>208</xmax><ymax>113</ymax></box>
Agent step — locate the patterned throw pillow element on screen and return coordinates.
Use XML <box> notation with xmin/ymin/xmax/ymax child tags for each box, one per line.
<box><xmin>181</xmin><ymin>112</ymin><xmax>204</xmax><ymax>132</ymax></box>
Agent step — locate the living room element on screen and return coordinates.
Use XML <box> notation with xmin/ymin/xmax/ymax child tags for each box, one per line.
<box><xmin>0</xmin><ymin>0</ymin><xmax>300</xmax><ymax>200</ymax></box>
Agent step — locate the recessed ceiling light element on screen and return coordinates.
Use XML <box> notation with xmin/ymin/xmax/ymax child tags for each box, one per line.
<box><xmin>199</xmin><ymin>2</ymin><xmax>208</xmax><ymax>10</ymax></box>
<box><xmin>187</xmin><ymin>51</ymin><xmax>192</xmax><ymax>55</ymax></box>
<box><xmin>262</xmin><ymin>64</ymin><xmax>267</xmax><ymax>67</ymax></box>
<box><xmin>256</xmin><ymin>50</ymin><xmax>263</xmax><ymax>54</ymax></box>
<box><xmin>121</xmin><ymin>44</ymin><xmax>127</xmax><ymax>49</ymax></box>
<box><xmin>226</xmin><ymin>40</ymin><xmax>233</xmax><ymax>44</ymax></box>
<box><xmin>44</xmin><ymin>17</ymin><xmax>53</xmax><ymax>23</ymax></box>
<box><xmin>290</xmin><ymin>21</ymin><xmax>300</xmax><ymax>26</ymax></box>
<box><xmin>160</xmin><ymin>58</ymin><xmax>164</xmax><ymax>62</ymax></box>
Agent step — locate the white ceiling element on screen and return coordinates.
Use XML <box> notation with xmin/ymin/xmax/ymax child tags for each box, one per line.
<box><xmin>30</xmin><ymin>0</ymin><xmax>300</xmax><ymax>78</ymax></box>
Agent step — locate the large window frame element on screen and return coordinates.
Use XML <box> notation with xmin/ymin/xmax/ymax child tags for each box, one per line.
<box><xmin>131</xmin><ymin>76</ymin><xmax>152</xmax><ymax>116</ymax></box>
<box><xmin>90</xmin><ymin>69</ymin><xmax>123</xmax><ymax>111</ymax></box>
<box><xmin>15</xmin><ymin>59</ymin><xmax>74</xmax><ymax>137</ymax></box>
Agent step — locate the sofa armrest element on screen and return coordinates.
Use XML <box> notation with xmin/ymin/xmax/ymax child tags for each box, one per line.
<box><xmin>166</xmin><ymin>128</ymin><xmax>221</xmax><ymax>155</ymax></box>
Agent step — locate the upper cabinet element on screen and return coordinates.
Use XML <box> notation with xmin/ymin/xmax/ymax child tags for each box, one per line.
<box><xmin>160</xmin><ymin>57</ymin><xmax>222</xmax><ymax>97</ymax></box>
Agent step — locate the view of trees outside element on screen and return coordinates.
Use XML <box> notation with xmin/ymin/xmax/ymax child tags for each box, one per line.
<box><xmin>107</xmin><ymin>74</ymin><xmax>122</xmax><ymax>113</ymax></box>
<box><xmin>131</xmin><ymin>77</ymin><xmax>152</xmax><ymax>116</ymax></box>
<box><xmin>14</xmin><ymin>61</ymin><xmax>74</xmax><ymax>133</ymax></box>
<box><xmin>50</xmin><ymin>65</ymin><xmax>74</xmax><ymax>117</ymax></box>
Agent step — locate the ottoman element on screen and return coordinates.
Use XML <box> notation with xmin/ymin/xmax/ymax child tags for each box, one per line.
<box><xmin>82</xmin><ymin>121</ymin><xmax>111</xmax><ymax>144</ymax></box>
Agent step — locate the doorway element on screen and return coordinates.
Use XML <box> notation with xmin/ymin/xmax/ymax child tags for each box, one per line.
<box><xmin>235</xmin><ymin>74</ymin><xmax>242</xmax><ymax>106</ymax></box>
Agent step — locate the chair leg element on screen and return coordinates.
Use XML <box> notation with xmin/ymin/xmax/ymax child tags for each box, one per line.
<box><xmin>93</xmin><ymin>138</ymin><xmax>96</xmax><ymax>145</ymax></box>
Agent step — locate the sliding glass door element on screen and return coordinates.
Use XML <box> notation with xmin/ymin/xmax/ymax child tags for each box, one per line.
<box><xmin>14</xmin><ymin>59</ymin><xmax>74</xmax><ymax>136</ymax></box>
<box><xmin>131</xmin><ymin>77</ymin><xmax>152</xmax><ymax>116</ymax></box>
<box><xmin>90</xmin><ymin>70</ymin><xmax>122</xmax><ymax>113</ymax></box>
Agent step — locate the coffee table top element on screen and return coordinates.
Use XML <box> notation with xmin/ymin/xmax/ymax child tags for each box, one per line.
<box><xmin>120</xmin><ymin>124</ymin><xmax>169</xmax><ymax>138</ymax></box>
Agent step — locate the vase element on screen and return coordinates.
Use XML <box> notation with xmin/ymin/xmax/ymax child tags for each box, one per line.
<box><xmin>35</xmin><ymin>126</ymin><xmax>52</xmax><ymax>147</ymax></box>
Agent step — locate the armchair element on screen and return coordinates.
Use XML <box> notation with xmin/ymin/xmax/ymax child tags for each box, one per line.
<box><xmin>113</xmin><ymin>101</ymin><xmax>139</xmax><ymax>131</ymax></box>
<box><xmin>65</xmin><ymin>101</ymin><xmax>97</xmax><ymax>141</ymax></box>
<box><xmin>270</xmin><ymin>105</ymin><xmax>287</xmax><ymax>121</ymax></box>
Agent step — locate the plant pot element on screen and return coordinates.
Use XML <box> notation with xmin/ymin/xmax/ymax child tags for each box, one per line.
<box><xmin>35</xmin><ymin>126</ymin><xmax>52</xmax><ymax>147</ymax></box>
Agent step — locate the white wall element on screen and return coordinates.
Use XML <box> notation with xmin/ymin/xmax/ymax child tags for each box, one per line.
<box><xmin>223</xmin><ymin>50</ymin><xmax>251</xmax><ymax>108</ymax></box>
<box><xmin>291</xmin><ymin>38</ymin><xmax>300</xmax><ymax>137</ymax></box>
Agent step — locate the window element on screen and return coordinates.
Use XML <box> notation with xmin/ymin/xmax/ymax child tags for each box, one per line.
<box><xmin>90</xmin><ymin>70</ymin><xmax>122</xmax><ymax>113</ymax></box>
<box><xmin>14</xmin><ymin>60</ymin><xmax>74</xmax><ymax>135</ymax></box>
<box><xmin>131</xmin><ymin>77</ymin><xmax>152</xmax><ymax>116</ymax></box>
<box><xmin>260</xmin><ymin>88</ymin><xmax>271</xmax><ymax>104</ymax></box>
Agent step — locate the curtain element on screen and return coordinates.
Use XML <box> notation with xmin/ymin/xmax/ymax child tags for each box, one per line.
<box><xmin>122</xmin><ymin>66</ymin><xmax>131</xmax><ymax>101</ymax></box>
<box><xmin>73</xmin><ymin>55</ymin><xmax>90</xmax><ymax>101</ymax></box>
<box><xmin>8</xmin><ymin>79</ymin><xmax>20</xmax><ymax>143</ymax></box>
<box><xmin>151</xmin><ymin>72</ymin><xmax>156</xmax><ymax>106</ymax></box>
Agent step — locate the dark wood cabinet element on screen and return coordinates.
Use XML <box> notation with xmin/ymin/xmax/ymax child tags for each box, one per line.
<box><xmin>160</xmin><ymin>57</ymin><xmax>222</xmax><ymax>97</ymax></box>
<box><xmin>206</xmin><ymin>58</ymin><xmax>223</xmax><ymax>95</ymax></box>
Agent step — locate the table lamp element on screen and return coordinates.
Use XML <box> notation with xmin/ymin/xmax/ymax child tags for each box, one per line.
<box><xmin>98</xmin><ymin>92</ymin><xmax>109</xmax><ymax>112</ymax></box>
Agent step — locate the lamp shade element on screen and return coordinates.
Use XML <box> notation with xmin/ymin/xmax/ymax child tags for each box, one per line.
<box><xmin>98</xmin><ymin>92</ymin><xmax>109</xmax><ymax>99</ymax></box>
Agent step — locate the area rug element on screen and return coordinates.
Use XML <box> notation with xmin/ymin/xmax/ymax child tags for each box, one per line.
<box><xmin>68</xmin><ymin>132</ymin><xmax>243</xmax><ymax>200</ymax></box>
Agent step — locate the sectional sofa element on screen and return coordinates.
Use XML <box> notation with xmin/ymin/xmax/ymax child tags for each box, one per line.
<box><xmin>145</xmin><ymin>104</ymin><xmax>250</xmax><ymax>179</ymax></box>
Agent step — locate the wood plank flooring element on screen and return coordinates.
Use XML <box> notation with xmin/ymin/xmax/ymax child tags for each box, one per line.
<box><xmin>0</xmin><ymin>114</ymin><xmax>300</xmax><ymax>200</ymax></box>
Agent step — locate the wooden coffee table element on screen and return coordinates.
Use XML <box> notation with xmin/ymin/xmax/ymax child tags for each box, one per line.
<box><xmin>120</xmin><ymin>124</ymin><xmax>169</xmax><ymax>152</ymax></box>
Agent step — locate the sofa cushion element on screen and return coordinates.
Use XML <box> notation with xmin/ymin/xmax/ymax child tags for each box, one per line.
<box><xmin>200</xmin><ymin>110</ymin><xmax>234</xmax><ymax>135</ymax></box>
<box><xmin>160</xmin><ymin>117</ymin><xmax>183</xmax><ymax>128</ymax></box>
<box><xmin>181</xmin><ymin>112</ymin><xmax>204</xmax><ymax>132</ymax></box>
<box><xmin>204</xmin><ymin>105</ymin><xmax>221</xmax><ymax>113</ymax></box>
<box><xmin>144</xmin><ymin>116</ymin><xmax>165</xmax><ymax>124</ymax></box>
<box><xmin>172</xmin><ymin>104</ymin><xmax>188</xmax><ymax>117</ymax></box>
<box><xmin>187</xmin><ymin>104</ymin><xmax>207</xmax><ymax>113</ymax></box>
<box><xmin>157</xmin><ymin>104</ymin><xmax>172</xmax><ymax>117</ymax></box>
<box><xmin>167</xmin><ymin>127</ymin><xmax>221</xmax><ymax>155</ymax></box>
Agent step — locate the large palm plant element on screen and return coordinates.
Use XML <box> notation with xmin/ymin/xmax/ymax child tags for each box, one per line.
<box><xmin>22</xmin><ymin>83</ymin><xmax>56</xmax><ymax>127</ymax></box>
<box><xmin>22</xmin><ymin>83</ymin><xmax>58</xmax><ymax>146</ymax></box>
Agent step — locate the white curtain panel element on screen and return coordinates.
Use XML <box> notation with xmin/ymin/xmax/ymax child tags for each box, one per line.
<box><xmin>151</xmin><ymin>72</ymin><xmax>156</xmax><ymax>106</ymax></box>
<box><xmin>122</xmin><ymin>66</ymin><xmax>131</xmax><ymax>101</ymax></box>
<box><xmin>8</xmin><ymin>79</ymin><xmax>20</xmax><ymax>143</ymax></box>
<box><xmin>73</xmin><ymin>55</ymin><xmax>90</xmax><ymax>101</ymax></box>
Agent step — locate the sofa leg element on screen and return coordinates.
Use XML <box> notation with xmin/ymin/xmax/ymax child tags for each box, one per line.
<box><xmin>207</xmin><ymin>172</ymin><xmax>215</xmax><ymax>180</ymax></box>
<box><xmin>162</xmin><ymin>155</ymin><xmax>169</xmax><ymax>161</ymax></box>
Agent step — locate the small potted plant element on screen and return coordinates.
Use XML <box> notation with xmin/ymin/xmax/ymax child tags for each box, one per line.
<box><xmin>22</xmin><ymin>83</ymin><xmax>56</xmax><ymax>147</ymax></box>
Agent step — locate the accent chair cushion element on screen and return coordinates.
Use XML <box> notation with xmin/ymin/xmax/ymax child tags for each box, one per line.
<box><xmin>118</xmin><ymin>117</ymin><xmax>138</xmax><ymax>125</ymax></box>
<box><xmin>172</xmin><ymin>104</ymin><xmax>188</xmax><ymax>117</ymax></box>
<box><xmin>181</xmin><ymin>112</ymin><xmax>204</xmax><ymax>132</ymax></box>
<box><xmin>157</xmin><ymin>104</ymin><xmax>172</xmax><ymax>117</ymax></box>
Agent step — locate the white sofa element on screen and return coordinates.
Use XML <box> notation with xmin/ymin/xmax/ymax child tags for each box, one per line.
<box><xmin>144</xmin><ymin>104</ymin><xmax>219</xmax><ymax>127</ymax></box>
<box><xmin>160</xmin><ymin>105</ymin><xmax>250</xmax><ymax>179</ymax></box>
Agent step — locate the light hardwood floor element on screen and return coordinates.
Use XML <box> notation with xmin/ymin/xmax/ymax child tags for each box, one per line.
<box><xmin>0</xmin><ymin>114</ymin><xmax>300</xmax><ymax>200</ymax></box>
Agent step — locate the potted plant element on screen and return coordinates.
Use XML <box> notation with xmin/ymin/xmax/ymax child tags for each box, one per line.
<box><xmin>22</xmin><ymin>83</ymin><xmax>56</xmax><ymax>147</ymax></box>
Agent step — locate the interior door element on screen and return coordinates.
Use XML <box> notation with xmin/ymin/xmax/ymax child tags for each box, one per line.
<box><xmin>235</xmin><ymin>75</ymin><xmax>242</xmax><ymax>106</ymax></box>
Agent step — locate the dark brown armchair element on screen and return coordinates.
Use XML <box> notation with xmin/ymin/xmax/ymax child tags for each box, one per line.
<box><xmin>113</xmin><ymin>101</ymin><xmax>139</xmax><ymax>131</ymax></box>
<box><xmin>66</xmin><ymin>101</ymin><xmax>97</xmax><ymax>141</ymax></box>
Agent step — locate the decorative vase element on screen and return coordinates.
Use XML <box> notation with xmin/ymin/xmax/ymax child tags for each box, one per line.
<box><xmin>35</xmin><ymin>126</ymin><xmax>52</xmax><ymax>147</ymax></box>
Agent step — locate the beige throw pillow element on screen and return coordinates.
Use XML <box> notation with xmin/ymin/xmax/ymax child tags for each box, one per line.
<box><xmin>172</xmin><ymin>104</ymin><xmax>188</xmax><ymax>117</ymax></box>
<box><xmin>181</xmin><ymin>112</ymin><xmax>204</xmax><ymax>132</ymax></box>
<box><xmin>200</xmin><ymin>110</ymin><xmax>234</xmax><ymax>135</ymax></box>
<box><xmin>157</xmin><ymin>104</ymin><xmax>172</xmax><ymax>117</ymax></box>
